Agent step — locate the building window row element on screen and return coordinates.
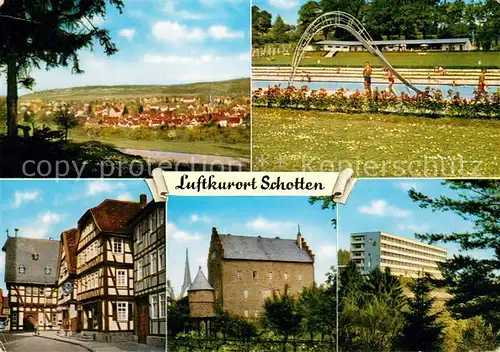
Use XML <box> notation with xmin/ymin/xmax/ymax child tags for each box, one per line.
<box><xmin>78</xmin><ymin>272</ymin><xmax>99</xmax><ymax>293</ymax></box>
<box><xmin>381</xmin><ymin>251</ymin><xmax>440</xmax><ymax>266</ymax></box>
<box><xmin>238</xmin><ymin>271</ymin><xmax>297</xmax><ymax>281</ymax></box>
<box><xmin>381</xmin><ymin>235</ymin><xmax>445</xmax><ymax>256</ymax></box>
<box><xmin>149</xmin><ymin>293</ymin><xmax>166</xmax><ymax>319</ymax></box>
<box><xmin>136</xmin><ymin>247</ymin><xmax>165</xmax><ymax>281</ymax></box>
<box><xmin>382</xmin><ymin>243</ymin><xmax>445</xmax><ymax>261</ymax></box>
<box><xmin>77</xmin><ymin>240</ymin><xmax>101</xmax><ymax>267</ymax></box>
<box><xmin>381</xmin><ymin>258</ymin><xmax>440</xmax><ymax>270</ymax></box>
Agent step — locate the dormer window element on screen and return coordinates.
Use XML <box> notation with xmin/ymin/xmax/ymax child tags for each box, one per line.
<box><xmin>32</xmin><ymin>253</ymin><xmax>39</xmax><ymax>260</ymax></box>
<box><xmin>45</xmin><ymin>266</ymin><xmax>52</xmax><ymax>275</ymax></box>
<box><xmin>19</xmin><ymin>264</ymin><xmax>26</xmax><ymax>274</ymax></box>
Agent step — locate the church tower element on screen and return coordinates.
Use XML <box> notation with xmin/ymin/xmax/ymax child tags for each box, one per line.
<box><xmin>180</xmin><ymin>248</ymin><xmax>192</xmax><ymax>297</ymax></box>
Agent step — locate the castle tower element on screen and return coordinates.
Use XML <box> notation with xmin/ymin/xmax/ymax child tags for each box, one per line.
<box><xmin>187</xmin><ymin>267</ymin><xmax>215</xmax><ymax>318</ymax></box>
<box><xmin>180</xmin><ymin>248</ymin><xmax>191</xmax><ymax>297</ymax></box>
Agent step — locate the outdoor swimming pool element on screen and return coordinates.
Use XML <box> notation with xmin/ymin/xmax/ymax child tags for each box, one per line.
<box><xmin>252</xmin><ymin>80</ymin><xmax>499</xmax><ymax>99</ymax></box>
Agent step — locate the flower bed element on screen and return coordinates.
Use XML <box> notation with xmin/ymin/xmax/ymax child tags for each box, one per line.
<box><xmin>252</xmin><ymin>85</ymin><xmax>500</xmax><ymax>119</ymax></box>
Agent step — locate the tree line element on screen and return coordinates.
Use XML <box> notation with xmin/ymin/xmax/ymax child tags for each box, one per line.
<box><xmin>253</xmin><ymin>0</ymin><xmax>500</xmax><ymax>50</ymax></box>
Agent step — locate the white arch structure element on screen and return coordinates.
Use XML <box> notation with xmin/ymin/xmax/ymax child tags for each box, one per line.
<box><xmin>289</xmin><ymin>11</ymin><xmax>422</xmax><ymax>94</ymax></box>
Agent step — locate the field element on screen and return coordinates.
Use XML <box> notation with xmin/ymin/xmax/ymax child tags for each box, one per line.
<box><xmin>20</xmin><ymin>78</ymin><xmax>250</xmax><ymax>101</ymax></box>
<box><xmin>252</xmin><ymin>51</ymin><xmax>500</xmax><ymax>69</ymax></box>
<box><xmin>252</xmin><ymin>107</ymin><xmax>500</xmax><ymax>177</ymax></box>
<box><xmin>69</xmin><ymin>129</ymin><xmax>250</xmax><ymax>158</ymax></box>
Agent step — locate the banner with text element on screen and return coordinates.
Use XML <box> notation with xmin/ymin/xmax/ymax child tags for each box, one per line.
<box><xmin>146</xmin><ymin>169</ymin><xmax>357</xmax><ymax>204</ymax></box>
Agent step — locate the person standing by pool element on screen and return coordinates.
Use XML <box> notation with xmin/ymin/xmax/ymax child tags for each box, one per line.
<box><xmin>478</xmin><ymin>69</ymin><xmax>487</xmax><ymax>95</ymax></box>
<box><xmin>363</xmin><ymin>61</ymin><xmax>373</xmax><ymax>98</ymax></box>
<box><xmin>385</xmin><ymin>68</ymin><xmax>395</xmax><ymax>96</ymax></box>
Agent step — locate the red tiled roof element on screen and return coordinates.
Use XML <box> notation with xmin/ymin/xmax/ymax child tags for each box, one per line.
<box><xmin>61</xmin><ymin>228</ymin><xmax>79</xmax><ymax>275</ymax></box>
<box><xmin>80</xmin><ymin>199</ymin><xmax>142</xmax><ymax>234</ymax></box>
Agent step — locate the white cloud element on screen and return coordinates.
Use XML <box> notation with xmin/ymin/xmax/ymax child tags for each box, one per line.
<box><xmin>117</xmin><ymin>192</ymin><xmax>134</xmax><ymax>201</ymax></box>
<box><xmin>269</xmin><ymin>0</ymin><xmax>299</xmax><ymax>9</ymax></box>
<box><xmin>118</xmin><ymin>28</ymin><xmax>136</xmax><ymax>40</ymax></box>
<box><xmin>246</xmin><ymin>217</ymin><xmax>295</xmax><ymax>233</ymax></box>
<box><xmin>168</xmin><ymin>223</ymin><xmax>202</xmax><ymax>242</ymax></box>
<box><xmin>394</xmin><ymin>181</ymin><xmax>420</xmax><ymax>192</ymax></box>
<box><xmin>16</xmin><ymin>51</ymin><xmax>250</xmax><ymax>92</ymax></box>
<box><xmin>397</xmin><ymin>223</ymin><xmax>430</xmax><ymax>232</ymax></box>
<box><xmin>188</xmin><ymin>214</ymin><xmax>212</xmax><ymax>224</ymax></box>
<box><xmin>20</xmin><ymin>211</ymin><xmax>64</xmax><ymax>239</ymax></box>
<box><xmin>358</xmin><ymin>200</ymin><xmax>411</xmax><ymax>218</ymax></box>
<box><xmin>208</xmin><ymin>25</ymin><xmax>244</xmax><ymax>39</ymax></box>
<box><xmin>12</xmin><ymin>190</ymin><xmax>40</xmax><ymax>208</ymax></box>
<box><xmin>86</xmin><ymin>181</ymin><xmax>125</xmax><ymax>196</ymax></box>
<box><xmin>163</xmin><ymin>0</ymin><xmax>207</xmax><ymax>20</ymax></box>
<box><xmin>152</xmin><ymin>21</ymin><xmax>205</xmax><ymax>42</ymax></box>
<box><xmin>317</xmin><ymin>244</ymin><xmax>337</xmax><ymax>258</ymax></box>
<box><xmin>152</xmin><ymin>21</ymin><xmax>244</xmax><ymax>43</ymax></box>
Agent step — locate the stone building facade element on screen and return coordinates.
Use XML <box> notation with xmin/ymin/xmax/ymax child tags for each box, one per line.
<box><xmin>207</xmin><ymin>227</ymin><xmax>315</xmax><ymax>318</ymax></box>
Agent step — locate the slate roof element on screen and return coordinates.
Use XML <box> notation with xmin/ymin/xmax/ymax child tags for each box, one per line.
<box><xmin>316</xmin><ymin>38</ymin><xmax>471</xmax><ymax>46</ymax></box>
<box><xmin>79</xmin><ymin>199</ymin><xmax>143</xmax><ymax>233</ymax></box>
<box><xmin>218</xmin><ymin>234</ymin><xmax>314</xmax><ymax>263</ymax></box>
<box><xmin>188</xmin><ymin>267</ymin><xmax>214</xmax><ymax>291</ymax></box>
<box><xmin>2</xmin><ymin>237</ymin><xmax>60</xmax><ymax>285</ymax></box>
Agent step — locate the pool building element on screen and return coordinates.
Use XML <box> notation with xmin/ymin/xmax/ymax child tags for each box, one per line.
<box><xmin>307</xmin><ymin>38</ymin><xmax>473</xmax><ymax>53</ymax></box>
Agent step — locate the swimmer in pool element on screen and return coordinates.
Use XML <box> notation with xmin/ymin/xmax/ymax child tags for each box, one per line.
<box><xmin>363</xmin><ymin>61</ymin><xmax>372</xmax><ymax>98</ymax></box>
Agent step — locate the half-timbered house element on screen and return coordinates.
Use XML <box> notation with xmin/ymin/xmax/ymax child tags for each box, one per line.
<box><xmin>75</xmin><ymin>196</ymin><xmax>145</xmax><ymax>342</ymax></box>
<box><xmin>56</xmin><ymin>228</ymin><xmax>79</xmax><ymax>335</ymax></box>
<box><xmin>2</xmin><ymin>235</ymin><xmax>60</xmax><ymax>331</ymax></box>
<box><xmin>129</xmin><ymin>199</ymin><xmax>166</xmax><ymax>346</ymax></box>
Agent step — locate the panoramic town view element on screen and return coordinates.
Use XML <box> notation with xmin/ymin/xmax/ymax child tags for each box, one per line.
<box><xmin>251</xmin><ymin>0</ymin><xmax>500</xmax><ymax>176</ymax></box>
<box><xmin>166</xmin><ymin>180</ymin><xmax>499</xmax><ymax>352</ymax></box>
<box><xmin>0</xmin><ymin>0</ymin><xmax>251</xmax><ymax>177</ymax></box>
<box><xmin>0</xmin><ymin>180</ymin><xmax>166</xmax><ymax>351</ymax></box>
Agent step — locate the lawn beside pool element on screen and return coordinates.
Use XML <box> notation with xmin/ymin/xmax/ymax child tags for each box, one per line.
<box><xmin>252</xmin><ymin>107</ymin><xmax>500</xmax><ymax>177</ymax></box>
<box><xmin>252</xmin><ymin>51</ymin><xmax>500</xmax><ymax>69</ymax></box>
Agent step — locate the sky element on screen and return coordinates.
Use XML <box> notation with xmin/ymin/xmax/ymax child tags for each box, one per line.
<box><xmin>0</xmin><ymin>179</ymin><xmax>151</xmax><ymax>292</ymax></box>
<box><xmin>168</xmin><ymin>179</ymin><xmax>492</xmax><ymax>298</ymax></box>
<box><xmin>0</xmin><ymin>0</ymin><xmax>251</xmax><ymax>94</ymax></box>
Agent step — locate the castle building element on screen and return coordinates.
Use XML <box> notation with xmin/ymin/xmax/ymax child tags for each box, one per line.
<box><xmin>74</xmin><ymin>196</ymin><xmax>145</xmax><ymax>341</ymax></box>
<box><xmin>56</xmin><ymin>228</ymin><xmax>79</xmax><ymax>335</ymax></box>
<box><xmin>350</xmin><ymin>232</ymin><xmax>448</xmax><ymax>278</ymax></box>
<box><xmin>129</xmin><ymin>199</ymin><xmax>166</xmax><ymax>347</ymax></box>
<box><xmin>207</xmin><ymin>227</ymin><xmax>315</xmax><ymax>318</ymax></box>
<box><xmin>2</xmin><ymin>235</ymin><xmax>60</xmax><ymax>331</ymax></box>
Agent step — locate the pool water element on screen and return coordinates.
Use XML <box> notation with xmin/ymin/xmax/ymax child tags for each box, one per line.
<box><xmin>252</xmin><ymin>80</ymin><xmax>498</xmax><ymax>99</ymax></box>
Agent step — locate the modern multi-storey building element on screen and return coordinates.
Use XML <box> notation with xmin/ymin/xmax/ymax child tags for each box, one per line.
<box><xmin>129</xmin><ymin>198</ymin><xmax>166</xmax><ymax>346</ymax></box>
<box><xmin>350</xmin><ymin>232</ymin><xmax>448</xmax><ymax>278</ymax></box>
<box><xmin>75</xmin><ymin>196</ymin><xmax>144</xmax><ymax>341</ymax></box>
<box><xmin>207</xmin><ymin>227</ymin><xmax>315</xmax><ymax>318</ymax></box>
<box><xmin>2</xmin><ymin>235</ymin><xmax>60</xmax><ymax>331</ymax></box>
<box><xmin>56</xmin><ymin>228</ymin><xmax>79</xmax><ymax>335</ymax></box>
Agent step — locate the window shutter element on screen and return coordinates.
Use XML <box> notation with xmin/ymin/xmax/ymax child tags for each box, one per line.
<box><xmin>112</xmin><ymin>303</ymin><xmax>117</xmax><ymax>321</ymax></box>
<box><xmin>128</xmin><ymin>303</ymin><xmax>133</xmax><ymax>322</ymax></box>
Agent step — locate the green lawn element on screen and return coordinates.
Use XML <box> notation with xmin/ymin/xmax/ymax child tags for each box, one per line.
<box><xmin>252</xmin><ymin>107</ymin><xmax>500</xmax><ymax>177</ymax></box>
<box><xmin>253</xmin><ymin>51</ymin><xmax>500</xmax><ymax>69</ymax></box>
<box><xmin>69</xmin><ymin>133</ymin><xmax>250</xmax><ymax>158</ymax></box>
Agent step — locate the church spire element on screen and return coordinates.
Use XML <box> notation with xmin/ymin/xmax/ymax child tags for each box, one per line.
<box><xmin>180</xmin><ymin>248</ymin><xmax>192</xmax><ymax>297</ymax></box>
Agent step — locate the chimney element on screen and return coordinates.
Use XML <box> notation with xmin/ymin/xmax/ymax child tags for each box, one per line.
<box><xmin>5</xmin><ymin>229</ymin><xmax>8</xmax><ymax>237</ymax></box>
<box><xmin>14</xmin><ymin>228</ymin><xmax>18</xmax><ymax>237</ymax></box>
<box><xmin>297</xmin><ymin>225</ymin><xmax>302</xmax><ymax>249</ymax></box>
<box><xmin>139</xmin><ymin>194</ymin><xmax>147</xmax><ymax>208</ymax></box>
